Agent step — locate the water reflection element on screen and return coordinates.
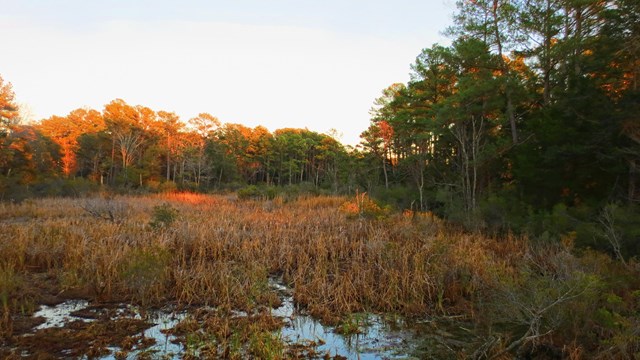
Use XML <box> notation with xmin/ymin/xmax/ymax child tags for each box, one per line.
<box><xmin>270</xmin><ymin>277</ymin><xmax>417</xmax><ymax>359</ymax></box>
<box><xmin>33</xmin><ymin>300</ymin><xmax>91</xmax><ymax>329</ymax></box>
<box><xmin>32</xmin><ymin>300</ymin><xmax>186</xmax><ymax>359</ymax></box>
<box><xmin>30</xmin><ymin>280</ymin><xmax>424</xmax><ymax>359</ymax></box>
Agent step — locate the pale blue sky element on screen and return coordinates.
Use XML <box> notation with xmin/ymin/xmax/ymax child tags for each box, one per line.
<box><xmin>1</xmin><ymin>0</ymin><xmax>455</xmax><ymax>145</ymax></box>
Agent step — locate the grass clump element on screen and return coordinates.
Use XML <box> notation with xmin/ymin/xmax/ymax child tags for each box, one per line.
<box><xmin>119</xmin><ymin>246</ymin><xmax>171</xmax><ymax>304</ymax></box>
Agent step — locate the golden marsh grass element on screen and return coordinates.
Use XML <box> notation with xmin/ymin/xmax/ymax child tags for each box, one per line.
<box><xmin>0</xmin><ymin>193</ymin><xmax>520</xmax><ymax>324</ymax></box>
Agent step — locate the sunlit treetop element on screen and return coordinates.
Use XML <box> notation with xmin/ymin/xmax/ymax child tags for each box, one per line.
<box><xmin>0</xmin><ymin>75</ymin><xmax>19</xmax><ymax>131</ymax></box>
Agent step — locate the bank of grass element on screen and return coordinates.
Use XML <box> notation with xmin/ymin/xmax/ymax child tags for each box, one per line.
<box><xmin>0</xmin><ymin>192</ymin><xmax>638</xmax><ymax>358</ymax></box>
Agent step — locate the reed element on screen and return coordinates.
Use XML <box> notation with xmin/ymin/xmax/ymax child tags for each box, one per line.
<box><xmin>2</xmin><ymin>192</ymin><xmax>634</xmax><ymax>358</ymax></box>
<box><xmin>0</xmin><ymin>193</ymin><xmax>523</xmax><ymax>314</ymax></box>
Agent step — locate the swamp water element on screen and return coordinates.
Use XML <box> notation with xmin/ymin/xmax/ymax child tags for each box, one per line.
<box><xmin>30</xmin><ymin>300</ymin><xmax>185</xmax><ymax>359</ymax></box>
<box><xmin>24</xmin><ymin>279</ymin><xmax>478</xmax><ymax>359</ymax></box>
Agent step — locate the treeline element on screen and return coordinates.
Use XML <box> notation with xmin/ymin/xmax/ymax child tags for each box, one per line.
<box><xmin>0</xmin><ymin>96</ymin><xmax>357</xmax><ymax>196</ymax></box>
<box><xmin>1</xmin><ymin>0</ymin><xmax>639</xmax><ymax>256</ymax></box>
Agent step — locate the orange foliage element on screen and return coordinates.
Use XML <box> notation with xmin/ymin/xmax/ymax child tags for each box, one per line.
<box><xmin>38</xmin><ymin>108</ymin><xmax>104</xmax><ymax>176</ymax></box>
<box><xmin>339</xmin><ymin>191</ymin><xmax>387</xmax><ymax>219</ymax></box>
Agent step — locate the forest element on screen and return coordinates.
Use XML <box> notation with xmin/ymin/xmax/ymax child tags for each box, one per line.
<box><xmin>1</xmin><ymin>0</ymin><xmax>639</xmax><ymax>358</ymax></box>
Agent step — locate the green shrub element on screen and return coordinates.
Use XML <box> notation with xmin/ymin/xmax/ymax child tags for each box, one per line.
<box><xmin>149</xmin><ymin>203</ymin><xmax>179</xmax><ymax>229</ymax></box>
<box><xmin>370</xmin><ymin>185</ymin><xmax>415</xmax><ymax>210</ymax></box>
<box><xmin>237</xmin><ymin>185</ymin><xmax>260</xmax><ymax>200</ymax></box>
<box><xmin>237</xmin><ymin>185</ymin><xmax>280</xmax><ymax>200</ymax></box>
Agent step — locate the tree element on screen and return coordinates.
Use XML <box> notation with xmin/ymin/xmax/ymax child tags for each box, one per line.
<box><xmin>0</xmin><ymin>125</ymin><xmax>61</xmax><ymax>188</ymax></box>
<box><xmin>249</xmin><ymin>126</ymin><xmax>273</xmax><ymax>184</ymax></box>
<box><xmin>0</xmin><ymin>75</ymin><xmax>19</xmax><ymax>134</ymax></box>
<box><xmin>38</xmin><ymin>108</ymin><xmax>104</xmax><ymax>177</ymax></box>
<box><xmin>0</xmin><ymin>75</ymin><xmax>20</xmax><ymax>188</ymax></box>
<box><xmin>596</xmin><ymin>0</ymin><xmax>640</xmax><ymax>202</ymax></box>
<box><xmin>435</xmin><ymin>39</ymin><xmax>504</xmax><ymax>221</ymax></box>
<box><xmin>103</xmin><ymin>99</ymin><xmax>156</xmax><ymax>185</ymax></box>
<box><xmin>76</xmin><ymin>131</ymin><xmax>111</xmax><ymax>183</ymax></box>
<box><xmin>449</xmin><ymin>0</ymin><xmax>525</xmax><ymax>144</ymax></box>
<box><xmin>156</xmin><ymin>111</ymin><xmax>183</xmax><ymax>182</ymax></box>
<box><xmin>187</xmin><ymin>113</ymin><xmax>220</xmax><ymax>187</ymax></box>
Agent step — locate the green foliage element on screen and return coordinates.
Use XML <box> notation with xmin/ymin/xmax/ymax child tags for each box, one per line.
<box><xmin>237</xmin><ymin>185</ymin><xmax>260</xmax><ymax>200</ymax></box>
<box><xmin>236</xmin><ymin>183</ymin><xmax>329</xmax><ymax>201</ymax></box>
<box><xmin>157</xmin><ymin>181</ymin><xmax>178</xmax><ymax>193</ymax></box>
<box><xmin>477</xmin><ymin>190</ymin><xmax>530</xmax><ymax>233</ymax></box>
<box><xmin>335</xmin><ymin>313</ymin><xmax>367</xmax><ymax>336</ymax></box>
<box><xmin>0</xmin><ymin>177</ymin><xmax>100</xmax><ymax>202</ymax></box>
<box><xmin>149</xmin><ymin>203</ymin><xmax>179</xmax><ymax>229</ymax></box>
<box><xmin>480</xmin><ymin>245</ymin><xmax>604</xmax><ymax>356</ymax></box>
<box><xmin>370</xmin><ymin>185</ymin><xmax>415</xmax><ymax>210</ymax></box>
<box><xmin>596</xmin><ymin>203</ymin><xmax>640</xmax><ymax>260</ymax></box>
<box><xmin>119</xmin><ymin>246</ymin><xmax>170</xmax><ymax>303</ymax></box>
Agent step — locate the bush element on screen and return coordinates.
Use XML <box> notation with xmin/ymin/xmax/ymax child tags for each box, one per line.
<box><xmin>149</xmin><ymin>203</ymin><xmax>179</xmax><ymax>229</ymax></box>
<box><xmin>339</xmin><ymin>192</ymin><xmax>389</xmax><ymax>219</ymax></box>
<box><xmin>158</xmin><ymin>181</ymin><xmax>178</xmax><ymax>193</ymax></box>
<box><xmin>237</xmin><ymin>185</ymin><xmax>281</xmax><ymax>200</ymax></box>
<box><xmin>477</xmin><ymin>191</ymin><xmax>530</xmax><ymax>234</ymax></box>
<box><xmin>370</xmin><ymin>185</ymin><xmax>415</xmax><ymax>210</ymax></box>
<box><xmin>237</xmin><ymin>185</ymin><xmax>260</xmax><ymax>200</ymax></box>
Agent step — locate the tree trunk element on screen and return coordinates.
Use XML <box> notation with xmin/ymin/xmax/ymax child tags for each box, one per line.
<box><xmin>491</xmin><ymin>0</ymin><xmax>517</xmax><ymax>144</ymax></box>
<box><xmin>574</xmin><ymin>5</ymin><xmax>582</xmax><ymax>79</ymax></box>
<box><xmin>110</xmin><ymin>136</ymin><xmax>115</xmax><ymax>183</ymax></box>
<box><xmin>543</xmin><ymin>0</ymin><xmax>553</xmax><ymax>105</ymax></box>
<box><xmin>630</xmin><ymin>159</ymin><xmax>637</xmax><ymax>203</ymax></box>
<box><xmin>382</xmin><ymin>152</ymin><xmax>389</xmax><ymax>189</ymax></box>
<box><xmin>166</xmin><ymin>136</ymin><xmax>171</xmax><ymax>181</ymax></box>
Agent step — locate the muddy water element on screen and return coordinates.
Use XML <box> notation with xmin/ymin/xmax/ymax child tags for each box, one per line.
<box><xmin>270</xmin><ymin>277</ymin><xmax>419</xmax><ymax>359</ymax></box>
<box><xmin>99</xmin><ymin>308</ymin><xmax>186</xmax><ymax>359</ymax></box>
<box><xmin>33</xmin><ymin>300</ymin><xmax>92</xmax><ymax>329</ymax></box>
<box><xmin>23</xmin><ymin>279</ymin><xmax>475</xmax><ymax>359</ymax></box>
<box><xmin>28</xmin><ymin>300</ymin><xmax>186</xmax><ymax>359</ymax></box>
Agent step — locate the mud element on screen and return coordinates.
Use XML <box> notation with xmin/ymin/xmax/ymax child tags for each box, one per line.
<box><xmin>1</xmin><ymin>277</ymin><xmax>478</xmax><ymax>359</ymax></box>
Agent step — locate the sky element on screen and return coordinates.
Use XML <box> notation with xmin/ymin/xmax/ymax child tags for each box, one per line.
<box><xmin>1</xmin><ymin>0</ymin><xmax>455</xmax><ymax>145</ymax></box>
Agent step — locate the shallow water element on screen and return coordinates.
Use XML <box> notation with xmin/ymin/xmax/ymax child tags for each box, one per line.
<box><xmin>28</xmin><ymin>280</ymin><xmax>439</xmax><ymax>359</ymax></box>
<box><xmin>33</xmin><ymin>300</ymin><xmax>92</xmax><ymax>329</ymax></box>
<box><xmin>31</xmin><ymin>300</ymin><xmax>186</xmax><ymax>359</ymax></box>
<box><xmin>270</xmin><ymin>277</ymin><xmax>418</xmax><ymax>359</ymax></box>
<box><xmin>139</xmin><ymin>310</ymin><xmax>185</xmax><ymax>357</ymax></box>
<box><xmin>98</xmin><ymin>308</ymin><xmax>186</xmax><ymax>360</ymax></box>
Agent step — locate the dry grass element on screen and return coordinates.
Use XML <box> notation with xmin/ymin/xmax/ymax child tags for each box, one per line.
<box><xmin>0</xmin><ymin>193</ymin><xmax>522</xmax><ymax>323</ymax></box>
<box><xmin>8</xmin><ymin>192</ymin><xmax>631</xmax><ymax>359</ymax></box>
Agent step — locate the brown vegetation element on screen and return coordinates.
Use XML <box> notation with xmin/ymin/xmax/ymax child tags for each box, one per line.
<box><xmin>0</xmin><ymin>193</ymin><xmax>638</xmax><ymax>358</ymax></box>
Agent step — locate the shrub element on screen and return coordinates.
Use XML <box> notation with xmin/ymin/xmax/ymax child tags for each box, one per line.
<box><xmin>237</xmin><ymin>185</ymin><xmax>260</xmax><ymax>200</ymax></box>
<box><xmin>339</xmin><ymin>192</ymin><xmax>389</xmax><ymax>219</ymax></box>
<box><xmin>149</xmin><ymin>203</ymin><xmax>179</xmax><ymax>229</ymax></box>
<box><xmin>370</xmin><ymin>185</ymin><xmax>415</xmax><ymax>210</ymax></box>
<box><xmin>158</xmin><ymin>181</ymin><xmax>178</xmax><ymax>193</ymax></box>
